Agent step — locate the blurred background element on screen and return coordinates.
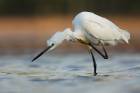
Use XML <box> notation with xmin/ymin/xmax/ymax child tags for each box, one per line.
<box><xmin>0</xmin><ymin>0</ymin><xmax>139</xmax><ymax>55</ymax></box>
<box><xmin>0</xmin><ymin>1</ymin><xmax>140</xmax><ymax>93</ymax></box>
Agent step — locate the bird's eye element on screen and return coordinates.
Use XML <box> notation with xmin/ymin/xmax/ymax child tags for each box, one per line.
<box><xmin>52</xmin><ymin>43</ymin><xmax>54</xmax><ymax>46</ymax></box>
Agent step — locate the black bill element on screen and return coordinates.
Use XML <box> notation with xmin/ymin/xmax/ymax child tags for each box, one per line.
<box><xmin>32</xmin><ymin>44</ymin><xmax>54</xmax><ymax>62</ymax></box>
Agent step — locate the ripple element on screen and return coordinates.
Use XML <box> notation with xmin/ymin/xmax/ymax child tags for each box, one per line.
<box><xmin>63</xmin><ymin>65</ymin><xmax>84</xmax><ymax>71</ymax></box>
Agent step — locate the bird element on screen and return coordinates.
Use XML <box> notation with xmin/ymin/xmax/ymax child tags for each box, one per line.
<box><xmin>32</xmin><ymin>11</ymin><xmax>130</xmax><ymax>76</ymax></box>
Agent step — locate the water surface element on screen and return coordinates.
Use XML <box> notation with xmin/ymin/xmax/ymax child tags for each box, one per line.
<box><xmin>0</xmin><ymin>53</ymin><xmax>140</xmax><ymax>93</ymax></box>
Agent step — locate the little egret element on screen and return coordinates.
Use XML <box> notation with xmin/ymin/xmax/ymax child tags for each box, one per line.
<box><xmin>32</xmin><ymin>11</ymin><xmax>130</xmax><ymax>76</ymax></box>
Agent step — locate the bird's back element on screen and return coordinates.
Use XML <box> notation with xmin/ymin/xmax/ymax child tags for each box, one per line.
<box><xmin>72</xmin><ymin>12</ymin><xmax>130</xmax><ymax>45</ymax></box>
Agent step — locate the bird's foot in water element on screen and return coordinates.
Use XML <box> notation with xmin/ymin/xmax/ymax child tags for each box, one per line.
<box><xmin>94</xmin><ymin>72</ymin><xmax>97</xmax><ymax>76</ymax></box>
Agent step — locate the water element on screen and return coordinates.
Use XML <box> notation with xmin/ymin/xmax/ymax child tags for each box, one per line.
<box><xmin>0</xmin><ymin>53</ymin><xmax>140</xmax><ymax>93</ymax></box>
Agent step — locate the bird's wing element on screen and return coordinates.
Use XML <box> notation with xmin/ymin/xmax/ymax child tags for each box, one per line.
<box><xmin>81</xmin><ymin>18</ymin><xmax>122</xmax><ymax>41</ymax></box>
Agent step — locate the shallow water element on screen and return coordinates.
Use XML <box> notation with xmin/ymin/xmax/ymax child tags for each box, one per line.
<box><xmin>0</xmin><ymin>53</ymin><xmax>140</xmax><ymax>93</ymax></box>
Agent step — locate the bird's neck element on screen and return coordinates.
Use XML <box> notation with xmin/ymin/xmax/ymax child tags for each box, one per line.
<box><xmin>63</xmin><ymin>28</ymin><xmax>77</xmax><ymax>42</ymax></box>
<box><xmin>63</xmin><ymin>28</ymin><xmax>87</xmax><ymax>44</ymax></box>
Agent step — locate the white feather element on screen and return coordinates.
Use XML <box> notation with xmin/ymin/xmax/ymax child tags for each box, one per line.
<box><xmin>72</xmin><ymin>11</ymin><xmax>130</xmax><ymax>45</ymax></box>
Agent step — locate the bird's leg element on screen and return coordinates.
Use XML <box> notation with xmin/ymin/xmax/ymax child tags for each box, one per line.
<box><xmin>89</xmin><ymin>48</ymin><xmax>97</xmax><ymax>76</ymax></box>
<box><xmin>101</xmin><ymin>44</ymin><xmax>108</xmax><ymax>59</ymax></box>
<box><xmin>89</xmin><ymin>43</ymin><xmax>108</xmax><ymax>59</ymax></box>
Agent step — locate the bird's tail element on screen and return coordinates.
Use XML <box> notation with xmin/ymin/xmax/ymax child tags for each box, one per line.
<box><xmin>120</xmin><ymin>29</ymin><xmax>130</xmax><ymax>44</ymax></box>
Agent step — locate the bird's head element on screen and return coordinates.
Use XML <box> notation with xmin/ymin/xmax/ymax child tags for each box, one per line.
<box><xmin>46</xmin><ymin>31</ymin><xmax>66</xmax><ymax>51</ymax></box>
<box><xmin>32</xmin><ymin>29</ymin><xmax>73</xmax><ymax>62</ymax></box>
<box><xmin>47</xmin><ymin>28</ymin><xmax>75</xmax><ymax>50</ymax></box>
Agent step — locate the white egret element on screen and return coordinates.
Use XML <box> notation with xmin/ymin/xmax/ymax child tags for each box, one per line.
<box><xmin>32</xmin><ymin>11</ymin><xmax>130</xmax><ymax>76</ymax></box>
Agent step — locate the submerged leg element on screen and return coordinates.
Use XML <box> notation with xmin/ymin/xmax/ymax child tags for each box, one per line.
<box><xmin>89</xmin><ymin>48</ymin><xmax>97</xmax><ymax>76</ymax></box>
<box><xmin>89</xmin><ymin>43</ymin><xmax>108</xmax><ymax>59</ymax></box>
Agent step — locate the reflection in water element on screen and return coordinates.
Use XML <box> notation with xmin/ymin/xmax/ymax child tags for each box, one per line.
<box><xmin>0</xmin><ymin>53</ymin><xmax>140</xmax><ymax>93</ymax></box>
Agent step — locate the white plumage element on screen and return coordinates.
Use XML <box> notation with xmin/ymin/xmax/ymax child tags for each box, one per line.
<box><xmin>46</xmin><ymin>11</ymin><xmax>130</xmax><ymax>47</ymax></box>
<box><xmin>32</xmin><ymin>11</ymin><xmax>130</xmax><ymax>75</ymax></box>
<box><xmin>72</xmin><ymin>12</ymin><xmax>130</xmax><ymax>46</ymax></box>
